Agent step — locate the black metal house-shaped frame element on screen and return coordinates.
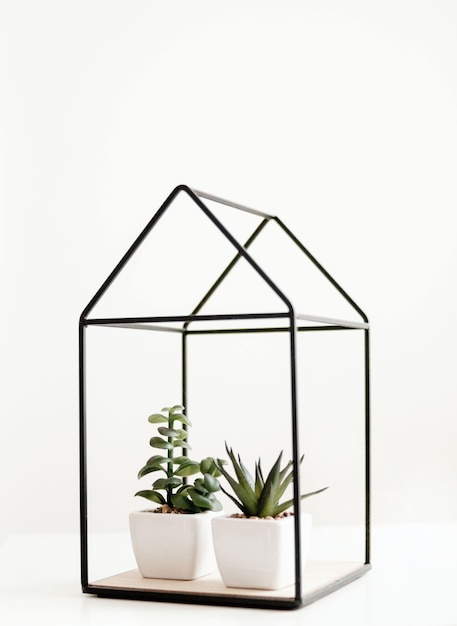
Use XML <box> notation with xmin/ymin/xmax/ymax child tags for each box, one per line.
<box><xmin>79</xmin><ymin>184</ymin><xmax>371</xmax><ymax>610</ymax></box>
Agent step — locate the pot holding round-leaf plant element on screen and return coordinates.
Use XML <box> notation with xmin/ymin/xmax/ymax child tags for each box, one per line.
<box><xmin>129</xmin><ymin>405</ymin><xmax>223</xmax><ymax>581</ymax></box>
<box><xmin>211</xmin><ymin>443</ymin><xmax>328</xmax><ymax>590</ymax></box>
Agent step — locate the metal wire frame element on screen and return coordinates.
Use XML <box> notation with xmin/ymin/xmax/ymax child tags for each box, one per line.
<box><xmin>79</xmin><ymin>184</ymin><xmax>371</xmax><ymax>610</ymax></box>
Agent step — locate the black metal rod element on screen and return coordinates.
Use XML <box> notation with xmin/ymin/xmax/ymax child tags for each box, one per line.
<box><xmin>95</xmin><ymin>323</ymin><xmax>184</xmax><ymax>333</ymax></box>
<box><xmin>89</xmin><ymin>319</ymin><xmax>364</xmax><ymax>333</ymax></box>
<box><xmin>80</xmin><ymin>185</ymin><xmax>184</xmax><ymax>321</ymax></box>
<box><xmin>182</xmin><ymin>332</ymin><xmax>187</xmax><ymax>414</ymax></box>
<box><xmin>297</xmin><ymin>313</ymin><xmax>368</xmax><ymax>330</ymax></box>
<box><xmin>273</xmin><ymin>217</ymin><xmax>369</xmax><ymax>325</ymax></box>
<box><xmin>183</xmin><ymin>218</ymin><xmax>270</xmax><ymax>330</ymax></box>
<box><xmin>181</xmin><ymin>330</ymin><xmax>189</xmax><ymax>466</ymax></box>
<box><xmin>87</xmin><ymin>585</ymin><xmax>301</xmax><ymax>610</ymax></box>
<box><xmin>191</xmin><ymin>188</ymin><xmax>274</xmax><ymax>220</ymax></box>
<box><xmin>287</xmin><ymin>313</ymin><xmax>302</xmax><ymax>603</ymax></box>
<box><xmin>364</xmin><ymin>328</ymin><xmax>371</xmax><ymax>564</ymax></box>
<box><xmin>186</xmin><ymin>325</ymin><xmax>360</xmax><ymax>336</ymax></box>
<box><xmin>87</xmin><ymin>324</ymin><xmax>360</xmax><ymax>336</ymax></box>
<box><xmin>84</xmin><ymin>312</ymin><xmax>289</xmax><ymax>326</ymax></box>
<box><xmin>79</xmin><ymin>320</ymin><xmax>88</xmax><ymax>588</ymax></box>
<box><xmin>182</xmin><ymin>187</ymin><xmax>295</xmax><ymax>317</ymax></box>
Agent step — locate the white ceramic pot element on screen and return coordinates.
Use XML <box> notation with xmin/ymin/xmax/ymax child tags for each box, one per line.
<box><xmin>211</xmin><ymin>513</ymin><xmax>312</xmax><ymax>590</ymax></box>
<box><xmin>130</xmin><ymin>510</ymin><xmax>220</xmax><ymax>580</ymax></box>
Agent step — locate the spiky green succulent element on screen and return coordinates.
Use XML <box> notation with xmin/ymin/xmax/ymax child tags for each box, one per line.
<box><xmin>216</xmin><ymin>443</ymin><xmax>327</xmax><ymax>518</ymax></box>
<box><xmin>135</xmin><ymin>405</ymin><xmax>222</xmax><ymax>513</ymax></box>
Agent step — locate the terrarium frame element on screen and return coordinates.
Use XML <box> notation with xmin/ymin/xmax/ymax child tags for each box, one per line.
<box><xmin>79</xmin><ymin>184</ymin><xmax>371</xmax><ymax>610</ymax></box>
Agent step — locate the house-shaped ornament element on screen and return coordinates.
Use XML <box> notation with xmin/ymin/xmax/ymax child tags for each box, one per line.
<box><xmin>79</xmin><ymin>185</ymin><xmax>371</xmax><ymax>610</ymax></box>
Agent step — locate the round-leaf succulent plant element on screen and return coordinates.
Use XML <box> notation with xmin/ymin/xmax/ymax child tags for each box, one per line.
<box><xmin>135</xmin><ymin>405</ymin><xmax>223</xmax><ymax>513</ymax></box>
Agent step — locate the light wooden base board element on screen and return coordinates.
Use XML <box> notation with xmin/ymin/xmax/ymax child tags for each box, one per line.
<box><xmin>92</xmin><ymin>561</ymin><xmax>363</xmax><ymax>600</ymax></box>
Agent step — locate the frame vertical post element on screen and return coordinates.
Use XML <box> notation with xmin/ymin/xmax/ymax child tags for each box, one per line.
<box><xmin>182</xmin><ymin>330</ymin><xmax>189</xmax><ymax>452</ymax></box>
<box><xmin>289</xmin><ymin>310</ymin><xmax>303</xmax><ymax>606</ymax></box>
<box><xmin>79</xmin><ymin>319</ymin><xmax>89</xmax><ymax>588</ymax></box>
<box><xmin>364</xmin><ymin>327</ymin><xmax>371</xmax><ymax>565</ymax></box>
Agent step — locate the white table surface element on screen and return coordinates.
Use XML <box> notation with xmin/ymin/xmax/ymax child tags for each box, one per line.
<box><xmin>0</xmin><ymin>523</ymin><xmax>456</xmax><ymax>626</ymax></box>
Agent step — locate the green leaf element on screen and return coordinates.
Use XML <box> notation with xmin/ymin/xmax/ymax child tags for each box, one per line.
<box><xmin>149</xmin><ymin>436</ymin><xmax>172</xmax><ymax>449</ymax></box>
<box><xmin>170</xmin><ymin>413</ymin><xmax>191</xmax><ymax>426</ymax></box>
<box><xmin>278</xmin><ymin>459</ymin><xmax>293</xmax><ymax>484</ymax></box>
<box><xmin>173</xmin><ymin>440</ymin><xmax>191</xmax><ymax>449</ymax></box>
<box><xmin>188</xmin><ymin>488</ymin><xmax>222</xmax><ymax>512</ymax></box>
<box><xmin>202</xmin><ymin>473</ymin><xmax>220</xmax><ymax>493</ymax></box>
<box><xmin>224</xmin><ymin>445</ymin><xmax>258</xmax><ymax>513</ymax></box>
<box><xmin>275</xmin><ymin>456</ymin><xmax>304</xmax><ymax>503</ymax></box>
<box><xmin>257</xmin><ymin>479</ymin><xmax>275</xmax><ymax>516</ymax></box>
<box><xmin>134</xmin><ymin>490</ymin><xmax>166</xmax><ymax>504</ymax></box>
<box><xmin>238</xmin><ymin>455</ymin><xmax>255</xmax><ymax>491</ymax></box>
<box><xmin>148</xmin><ymin>413</ymin><xmax>168</xmax><ymax>424</ymax></box>
<box><xmin>257</xmin><ymin>451</ymin><xmax>283</xmax><ymax>517</ymax></box>
<box><xmin>226</xmin><ymin>445</ymin><xmax>255</xmax><ymax>493</ymax></box>
<box><xmin>216</xmin><ymin>454</ymin><xmax>257</xmax><ymax>516</ymax></box>
<box><xmin>175</xmin><ymin>484</ymin><xmax>191</xmax><ymax>495</ymax></box>
<box><xmin>273</xmin><ymin>486</ymin><xmax>329</xmax><ymax>516</ymax></box>
<box><xmin>146</xmin><ymin>454</ymin><xmax>172</xmax><ymax>466</ymax></box>
<box><xmin>208</xmin><ymin>498</ymin><xmax>223</xmax><ymax>512</ymax></box>
<box><xmin>276</xmin><ymin>464</ymin><xmax>294</xmax><ymax>503</ymax></box>
<box><xmin>153</xmin><ymin>476</ymin><xmax>182</xmax><ymax>490</ymax></box>
<box><xmin>193</xmin><ymin>478</ymin><xmax>207</xmax><ymax>494</ymax></box>
<box><xmin>137</xmin><ymin>462</ymin><xmax>168</xmax><ymax>479</ymax></box>
<box><xmin>171</xmin><ymin>493</ymin><xmax>199</xmax><ymax>513</ymax></box>
<box><xmin>219</xmin><ymin>484</ymin><xmax>248</xmax><ymax>515</ymax></box>
<box><xmin>255</xmin><ymin>460</ymin><xmax>264</xmax><ymax>498</ymax></box>
<box><xmin>173</xmin><ymin>456</ymin><xmax>191</xmax><ymax>464</ymax></box>
<box><xmin>200</xmin><ymin>457</ymin><xmax>223</xmax><ymax>476</ymax></box>
<box><xmin>174</xmin><ymin>460</ymin><xmax>200</xmax><ymax>477</ymax></box>
<box><xmin>206</xmin><ymin>456</ymin><xmax>226</xmax><ymax>478</ymax></box>
<box><xmin>199</xmin><ymin>457</ymin><xmax>213</xmax><ymax>474</ymax></box>
<box><xmin>157</xmin><ymin>426</ymin><xmax>180</xmax><ymax>438</ymax></box>
<box><xmin>188</xmin><ymin>490</ymin><xmax>215</xmax><ymax>510</ymax></box>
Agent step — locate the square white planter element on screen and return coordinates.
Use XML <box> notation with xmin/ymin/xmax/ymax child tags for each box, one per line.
<box><xmin>130</xmin><ymin>510</ymin><xmax>219</xmax><ymax>580</ymax></box>
<box><xmin>211</xmin><ymin>514</ymin><xmax>312</xmax><ymax>590</ymax></box>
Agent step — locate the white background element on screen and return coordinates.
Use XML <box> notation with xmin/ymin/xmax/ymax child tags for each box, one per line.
<box><xmin>1</xmin><ymin>0</ymin><xmax>456</xmax><ymax>547</ymax></box>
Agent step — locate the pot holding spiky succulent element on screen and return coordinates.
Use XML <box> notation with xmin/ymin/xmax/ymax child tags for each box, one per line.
<box><xmin>211</xmin><ymin>443</ymin><xmax>328</xmax><ymax>590</ymax></box>
<box><xmin>129</xmin><ymin>405</ymin><xmax>223</xmax><ymax>581</ymax></box>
